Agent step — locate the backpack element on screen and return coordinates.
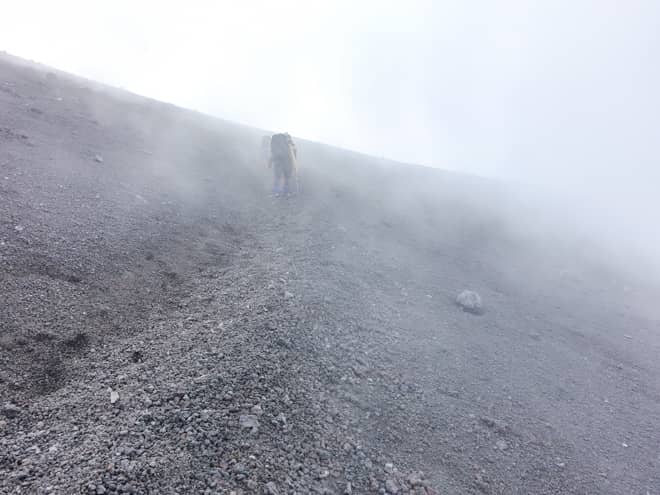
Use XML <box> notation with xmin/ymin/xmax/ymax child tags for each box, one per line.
<box><xmin>271</xmin><ymin>133</ymin><xmax>294</xmax><ymax>161</ymax></box>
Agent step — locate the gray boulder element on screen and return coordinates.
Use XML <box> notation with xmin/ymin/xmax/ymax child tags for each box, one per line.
<box><xmin>456</xmin><ymin>290</ymin><xmax>483</xmax><ymax>314</ymax></box>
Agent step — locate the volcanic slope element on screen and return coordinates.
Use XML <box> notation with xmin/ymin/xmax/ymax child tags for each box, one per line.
<box><xmin>1</xmin><ymin>53</ymin><xmax>660</xmax><ymax>494</ymax></box>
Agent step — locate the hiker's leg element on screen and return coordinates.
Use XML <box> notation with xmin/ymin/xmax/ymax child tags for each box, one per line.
<box><xmin>282</xmin><ymin>161</ymin><xmax>293</xmax><ymax>194</ymax></box>
<box><xmin>273</xmin><ymin>162</ymin><xmax>282</xmax><ymax>193</ymax></box>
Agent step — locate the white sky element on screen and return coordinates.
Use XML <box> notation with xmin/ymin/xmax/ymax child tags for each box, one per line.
<box><xmin>1</xmin><ymin>1</ymin><xmax>659</xmax><ymax>201</ymax></box>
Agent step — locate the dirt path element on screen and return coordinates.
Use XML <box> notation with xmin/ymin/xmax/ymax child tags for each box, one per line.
<box><xmin>1</xmin><ymin>53</ymin><xmax>660</xmax><ymax>494</ymax></box>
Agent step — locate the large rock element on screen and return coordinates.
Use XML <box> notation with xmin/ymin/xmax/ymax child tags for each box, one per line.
<box><xmin>455</xmin><ymin>290</ymin><xmax>483</xmax><ymax>314</ymax></box>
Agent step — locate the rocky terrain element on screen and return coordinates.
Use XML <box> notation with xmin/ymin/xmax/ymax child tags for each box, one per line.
<box><xmin>1</xmin><ymin>52</ymin><xmax>659</xmax><ymax>494</ymax></box>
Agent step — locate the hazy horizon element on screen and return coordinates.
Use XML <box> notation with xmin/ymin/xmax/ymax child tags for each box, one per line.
<box><xmin>2</xmin><ymin>1</ymin><xmax>659</xmax><ymax>251</ymax></box>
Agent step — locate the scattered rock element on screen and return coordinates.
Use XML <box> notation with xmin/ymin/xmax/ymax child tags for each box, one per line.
<box><xmin>110</xmin><ymin>389</ymin><xmax>120</xmax><ymax>404</ymax></box>
<box><xmin>407</xmin><ymin>472</ymin><xmax>425</xmax><ymax>487</ymax></box>
<box><xmin>456</xmin><ymin>290</ymin><xmax>483</xmax><ymax>314</ymax></box>
<box><xmin>495</xmin><ymin>440</ymin><xmax>509</xmax><ymax>451</ymax></box>
<box><xmin>480</xmin><ymin>416</ymin><xmax>509</xmax><ymax>433</ymax></box>
<box><xmin>1</xmin><ymin>403</ymin><xmax>22</xmax><ymax>418</ymax></box>
<box><xmin>385</xmin><ymin>479</ymin><xmax>400</xmax><ymax>494</ymax></box>
<box><xmin>265</xmin><ymin>481</ymin><xmax>279</xmax><ymax>495</ymax></box>
<box><xmin>14</xmin><ymin>470</ymin><xmax>29</xmax><ymax>481</ymax></box>
<box><xmin>239</xmin><ymin>414</ymin><xmax>259</xmax><ymax>432</ymax></box>
<box><xmin>94</xmin><ymin>154</ymin><xmax>104</xmax><ymax>163</ymax></box>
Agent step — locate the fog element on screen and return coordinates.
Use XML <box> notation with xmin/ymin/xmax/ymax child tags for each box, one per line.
<box><xmin>2</xmin><ymin>0</ymin><xmax>659</xmax><ymax>278</ymax></box>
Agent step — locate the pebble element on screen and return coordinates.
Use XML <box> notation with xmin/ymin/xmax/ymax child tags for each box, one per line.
<box><xmin>407</xmin><ymin>472</ymin><xmax>424</xmax><ymax>487</ymax></box>
<box><xmin>1</xmin><ymin>403</ymin><xmax>22</xmax><ymax>418</ymax></box>
<box><xmin>480</xmin><ymin>416</ymin><xmax>509</xmax><ymax>433</ymax></box>
<box><xmin>265</xmin><ymin>481</ymin><xmax>280</xmax><ymax>495</ymax></box>
<box><xmin>239</xmin><ymin>414</ymin><xmax>259</xmax><ymax>432</ymax></box>
<box><xmin>385</xmin><ymin>479</ymin><xmax>399</xmax><ymax>494</ymax></box>
<box><xmin>495</xmin><ymin>440</ymin><xmax>509</xmax><ymax>451</ymax></box>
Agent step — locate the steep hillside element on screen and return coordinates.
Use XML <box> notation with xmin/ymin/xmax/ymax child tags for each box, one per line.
<box><xmin>1</xmin><ymin>52</ymin><xmax>659</xmax><ymax>495</ymax></box>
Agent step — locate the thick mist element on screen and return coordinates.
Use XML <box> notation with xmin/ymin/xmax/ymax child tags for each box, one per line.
<box><xmin>1</xmin><ymin>0</ymin><xmax>658</xmax><ymax>283</ymax></box>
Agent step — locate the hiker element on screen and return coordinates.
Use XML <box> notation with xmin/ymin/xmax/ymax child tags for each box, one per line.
<box><xmin>268</xmin><ymin>132</ymin><xmax>298</xmax><ymax>195</ymax></box>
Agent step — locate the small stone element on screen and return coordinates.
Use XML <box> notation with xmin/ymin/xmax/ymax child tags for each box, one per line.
<box><xmin>110</xmin><ymin>390</ymin><xmax>120</xmax><ymax>404</ymax></box>
<box><xmin>14</xmin><ymin>225</ymin><xmax>24</xmax><ymax>232</ymax></box>
<box><xmin>480</xmin><ymin>416</ymin><xmax>509</xmax><ymax>433</ymax></box>
<box><xmin>94</xmin><ymin>154</ymin><xmax>104</xmax><ymax>163</ymax></box>
<box><xmin>384</xmin><ymin>462</ymin><xmax>395</xmax><ymax>474</ymax></box>
<box><xmin>2</xmin><ymin>403</ymin><xmax>22</xmax><ymax>418</ymax></box>
<box><xmin>251</xmin><ymin>404</ymin><xmax>263</xmax><ymax>415</ymax></box>
<box><xmin>27</xmin><ymin>445</ymin><xmax>41</xmax><ymax>454</ymax></box>
<box><xmin>265</xmin><ymin>481</ymin><xmax>279</xmax><ymax>495</ymax></box>
<box><xmin>239</xmin><ymin>414</ymin><xmax>259</xmax><ymax>432</ymax></box>
<box><xmin>14</xmin><ymin>470</ymin><xmax>29</xmax><ymax>481</ymax></box>
<box><xmin>407</xmin><ymin>471</ymin><xmax>424</xmax><ymax>487</ymax></box>
<box><xmin>495</xmin><ymin>440</ymin><xmax>508</xmax><ymax>451</ymax></box>
<box><xmin>385</xmin><ymin>479</ymin><xmax>400</xmax><ymax>494</ymax></box>
<box><xmin>455</xmin><ymin>290</ymin><xmax>483</xmax><ymax>314</ymax></box>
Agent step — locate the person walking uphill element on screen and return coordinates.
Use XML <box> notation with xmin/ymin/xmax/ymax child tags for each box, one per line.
<box><xmin>268</xmin><ymin>132</ymin><xmax>298</xmax><ymax>196</ymax></box>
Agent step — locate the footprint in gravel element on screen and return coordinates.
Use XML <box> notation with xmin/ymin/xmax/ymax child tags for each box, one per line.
<box><xmin>33</xmin><ymin>331</ymin><xmax>56</xmax><ymax>343</ymax></box>
<box><xmin>61</xmin><ymin>332</ymin><xmax>90</xmax><ymax>351</ymax></box>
